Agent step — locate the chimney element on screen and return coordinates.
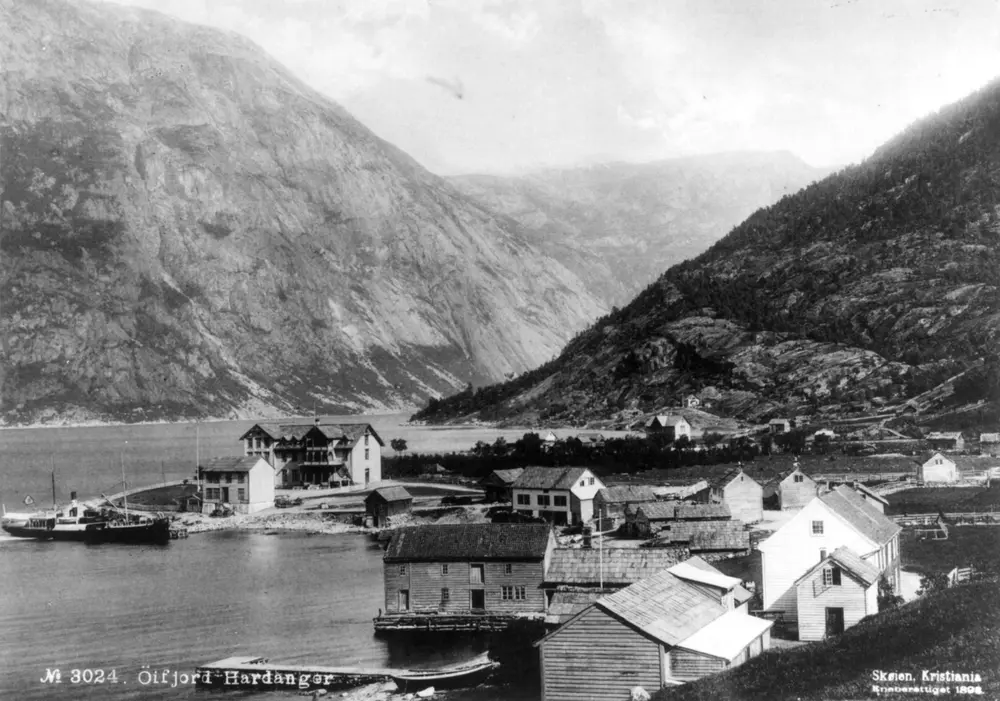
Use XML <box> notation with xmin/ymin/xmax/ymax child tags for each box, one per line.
<box><xmin>70</xmin><ymin>491</ymin><xmax>77</xmax><ymax>501</ymax></box>
<box><xmin>314</xmin><ymin>416</ymin><xmax>320</xmax><ymax>425</ymax></box>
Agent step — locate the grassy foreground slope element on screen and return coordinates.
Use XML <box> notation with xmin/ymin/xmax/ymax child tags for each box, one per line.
<box><xmin>654</xmin><ymin>580</ymin><xmax>1000</xmax><ymax>701</ymax></box>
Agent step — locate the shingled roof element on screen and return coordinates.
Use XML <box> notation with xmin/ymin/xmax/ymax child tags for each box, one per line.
<box><xmin>200</xmin><ymin>456</ymin><xmax>269</xmax><ymax>473</ymax></box>
<box><xmin>241</xmin><ymin>419</ymin><xmax>383</xmax><ymax>447</ymax></box>
<box><xmin>820</xmin><ymin>485</ymin><xmax>900</xmax><ymax>547</ymax></box>
<box><xmin>597</xmin><ymin>485</ymin><xmax>657</xmax><ymax>504</ymax></box>
<box><xmin>662</xmin><ymin>521</ymin><xmax>749</xmax><ymax>551</ymax></box>
<box><xmin>383</xmin><ymin>524</ymin><xmax>552</xmax><ymax>562</ymax></box>
<box><xmin>479</xmin><ymin>468</ymin><xmax>525</xmax><ymax>486</ymax></box>
<box><xmin>794</xmin><ymin>546</ymin><xmax>880</xmax><ymax>587</ymax></box>
<box><xmin>636</xmin><ymin>502</ymin><xmax>678</xmax><ymax>521</ymax></box>
<box><xmin>512</xmin><ymin>466</ymin><xmax>591</xmax><ymax>490</ymax></box>
<box><xmin>365</xmin><ymin>486</ymin><xmax>412</xmax><ymax>504</ymax></box>
<box><xmin>675</xmin><ymin>503</ymin><xmax>731</xmax><ymax>520</ymax></box>
<box><xmin>545</xmin><ymin>547</ymin><xmax>688</xmax><ymax>585</ymax></box>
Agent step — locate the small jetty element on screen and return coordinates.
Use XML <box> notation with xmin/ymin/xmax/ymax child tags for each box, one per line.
<box><xmin>196</xmin><ymin>656</ymin><xmax>396</xmax><ymax>691</ymax></box>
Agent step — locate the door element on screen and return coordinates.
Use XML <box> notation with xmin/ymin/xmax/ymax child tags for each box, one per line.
<box><xmin>221</xmin><ymin>487</ymin><xmax>230</xmax><ymax>503</ymax></box>
<box><xmin>470</xmin><ymin>589</ymin><xmax>485</xmax><ymax>610</ymax></box>
<box><xmin>825</xmin><ymin>607</ymin><xmax>845</xmax><ymax>637</ymax></box>
<box><xmin>399</xmin><ymin>590</ymin><xmax>410</xmax><ymax>611</ymax></box>
<box><xmin>365</xmin><ymin>468</ymin><xmax>370</xmax><ymax>487</ymax></box>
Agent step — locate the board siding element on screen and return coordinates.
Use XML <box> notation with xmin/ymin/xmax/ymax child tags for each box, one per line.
<box><xmin>541</xmin><ymin>607</ymin><xmax>662</xmax><ymax>701</ymax></box>
<box><xmin>384</xmin><ymin>560</ymin><xmax>545</xmax><ymax>613</ymax></box>
<box><xmin>669</xmin><ymin>650</ymin><xmax>726</xmax><ymax>681</ymax></box>
<box><xmin>796</xmin><ymin>568</ymin><xmax>874</xmax><ymax>641</ymax></box>
<box><xmin>723</xmin><ymin>478</ymin><xmax>762</xmax><ymax>523</ymax></box>
<box><xmin>779</xmin><ymin>475</ymin><xmax>818</xmax><ymax>510</ymax></box>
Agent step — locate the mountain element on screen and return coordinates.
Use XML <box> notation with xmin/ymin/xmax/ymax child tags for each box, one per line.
<box><xmin>450</xmin><ymin>153</ymin><xmax>829</xmax><ymax>306</ymax></box>
<box><xmin>414</xmin><ymin>80</ymin><xmax>1000</xmax><ymax>428</ymax></box>
<box><xmin>0</xmin><ymin>0</ymin><xmax>608</xmax><ymax>424</ymax></box>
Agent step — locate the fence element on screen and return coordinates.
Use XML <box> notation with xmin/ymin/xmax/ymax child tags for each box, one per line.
<box><xmin>947</xmin><ymin>566</ymin><xmax>974</xmax><ymax>586</ymax></box>
<box><xmin>894</xmin><ymin>511</ymin><xmax>999</xmax><ymax>526</ymax></box>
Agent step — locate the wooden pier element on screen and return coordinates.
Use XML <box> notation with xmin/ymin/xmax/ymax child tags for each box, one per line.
<box><xmin>373</xmin><ymin>612</ymin><xmax>540</xmax><ymax>632</ymax></box>
<box><xmin>195</xmin><ymin>656</ymin><xmax>399</xmax><ymax>691</ymax></box>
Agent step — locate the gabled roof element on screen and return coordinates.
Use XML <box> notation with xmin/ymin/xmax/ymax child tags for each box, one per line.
<box><xmin>479</xmin><ymin>468</ymin><xmax>524</xmax><ymax>487</ymax></box>
<box><xmin>819</xmin><ymin>486</ymin><xmax>900</xmax><ymax>546</ymax></box>
<box><xmin>777</xmin><ymin>465</ymin><xmax>815</xmax><ymax>483</ymax></box>
<box><xmin>794</xmin><ymin>546</ymin><xmax>880</xmax><ymax>588</ymax></box>
<box><xmin>662</xmin><ymin>521</ymin><xmax>749</xmax><ymax>551</ymax></box>
<box><xmin>675</xmin><ymin>503</ymin><xmax>731</xmax><ymax>520</ymax></box>
<box><xmin>577</xmin><ymin>432</ymin><xmax>606</xmax><ymax>442</ymax></box>
<box><xmin>545</xmin><ymin>547</ymin><xmax>688</xmax><ymax>585</ymax></box>
<box><xmin>926</xmin><ymin>431</ymin><xmax>963</xmax><ymax>441</ymax></box>
<box><xmin>597</xmin><ymin>485</ymin><xmax>657</xmax><ymax>504</ymax></box>
<box><xmin>545</xmin><ymin>590</ymin><xmax>607</xmax><ymax>625</ymax></box>
<box><xmin>200</xmin><ymin>456</ymin><xmax>269</xmax><ymax>473</ymax></box>
<box><xmin>596</xmin><ymin>569</ymin><xmax>726</xmax><ymax>646</ymax></box>
<box><xmin>383</xmin><ymin>524</ymin><xmax>552</xmax><ymax>562</ymax></box>
<box><xmin>636</xmin><ymin>502</ymin><xmax>677</xmax><ymax>521</ymax></box>
<box><xmin>769</xmin><ymin>418</ymin><xmax>790</xmax><ymax>425</ymax></box>
<box><xmin>850</xmin><ymin>483</ymin><xmax>889</xmax><ymax>506</ymax></box>
<box><xmin>980</xmin><ymin>432</ymin><xmax>1000</xmax><ymax>443</ymax></box>
<box><xmin>512</xmin><ymin>466</ymin><xmax>591</xmax><ymax>490</ymax></box>
<box><xmin>675</xmin><ymin>609</ymin><xmax>773</xmax><ymax>661</ymax></box>
<box><xmin>241</xmin><ymin>419</ymin><xmax>383</xmax><ymax>447</ymax></box>
<box><xmin>365</xmin><ymin>486</ymin><xmax>412</xmax><ymax>504</ymax></box>
<box><xmin>709</xmin><ymin>468</ymin><xmax>759</xmax><ymax>489</ymax></box>
<box><xmin>646</xmin><ymin>414</ymin><xmax>689</xmax><ymax>428</ymax></box>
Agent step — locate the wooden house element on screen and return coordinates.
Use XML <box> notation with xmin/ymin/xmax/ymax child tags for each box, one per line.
<box><xmin>535</xmin><ymin>558</ymin><xmax>772</xmax><ymax>699</ymax></box>
<box><xmin>382</xmin><ymin>523</ymin><xmax>555</xmax><ymax>615</ymax></box>
<box><xmin>675</xmin><ymin>503</ymin><xmax>731</xmax><ymax>521</ymax></box>
<box><xmin>773</xmin><ymin>464</ymin><xmax>819</xmax><ymax>510</ymax></box>
<box><xmin>240</xmin><ymin>418</ymin><xmax>383</xmax><ymax>488</ymax></box>
<box><xmin>577</xmin><ymin>432</ymin><xmax>606</xmax><ymax>447</ymax></box>
<box><xmin>769</xmin><ymin>418</ymin><xmax>791</xmax><ymax>434</ymax></box>
<box><xmin>199</xmin><ymin>456</ymin><xmax>275</xmax><ymax>514</ymax></box>
<box><xmin>847</xmin><ymin>483</ymin><xmax>889</xmax><ymax>513</ymax></box>
<box><xmin>365</xmin><ymin>486</ymin><xmax>413</xmax><ymax>527</ymax></box>
<box><xmin>695</xmin><ymin>468</ymin><xmax>763</xmax><ymax>524</ymax></box>
<box><xmin>918</xmin><ymin>452</ymin><xmax>958</xmax><ymax>483</ymax></box>
<box><xmin>626</xmin><ymin>502</ymin><xmax>677</xmax><ymax>538</ymax></box>
<box><xmin>925</xmin><ymin>431</ymin><xmax>965</xmax><ymax>452</ymax></box>
<box><xmin>479</xmin><ymin>468</ymin><xmax>524</xmax><ymax>503</ymax></box>
<box><xmin>645</xmin><ymin>415</ymin><xmax>691</xmax><ymax>441</ymax></box>
<box><xmin>594</xmin><ymin>485</ymin><xmax>657</xmax><ymax>530</ymax></box>
<box><xmin>979</xmin><ymin>432</ymin><xmax>1000</xmax><ymax>456</ymax></box>
<box><xmin>654</xmin><ymin>478</ymin><xmax>710</xmax><ymax>500</ymax></box>
<box><xmin>794</xmin><ymin>546</ymin><xmax>880</xmax><ymax>641</ymax></box>
<box><xmin>758</xmin><ymin>485</ymin><xmax>901</xmax><ymax>631</ymax></box>
<box><xmin>659</xmin><ymin>521</ymin><xmax>751</xmax><ymax>559</ymax></box>
<box><xmin>511</xmin><ymin>466</ymin><xmax>605</xmax><ymax>526</ymax></box>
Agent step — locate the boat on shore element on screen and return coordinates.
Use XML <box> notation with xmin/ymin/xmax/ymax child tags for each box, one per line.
<box><xmin>390</xmin><ymin>656</ymin><xmax>499</xmax><ymax>692</ymax></box>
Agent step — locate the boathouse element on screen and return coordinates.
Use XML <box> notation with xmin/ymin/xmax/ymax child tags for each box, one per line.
<box><xmin>380</xmin><ymin>523</ymin><xmax>555</xmax><ymax>624</ymax></box>
<box><xmin>199</xmin><ymin>456</ymin><xmax>275</xmax><ymax>514</ymax></box>
<box><xmin>365</xmin><ymin>486</ymin><xmax>413</xmax><ymax>527</ymax></box>
<box><xmin>535</xmin><ymin>557</ymin><xmax>772</xmax><ymax>699</ymax></box>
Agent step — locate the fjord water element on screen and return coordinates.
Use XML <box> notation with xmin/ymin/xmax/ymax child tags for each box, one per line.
<box><xmin>0</xmin><ymin>531</ymin><xmax>490</xmax><ymax>700</ymax></box>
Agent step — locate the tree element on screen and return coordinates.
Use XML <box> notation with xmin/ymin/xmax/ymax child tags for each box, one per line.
<box><xmin>702</xmin><ymin>432</ymin><xmax>724</xmax><ymax>449</ymax></box>
<box><xmin>877</xmin><ymin>575</ymin><xmax>904</xmax><ymax>610</ymax></box>
<box><xmin>390</xmin><ymin>438</ymin><xmax>408</xmax><ymax>454</ymax></box>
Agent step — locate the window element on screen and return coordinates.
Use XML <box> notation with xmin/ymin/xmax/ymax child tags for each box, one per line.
<box><xmin>365</xmin><ymin>449</ymin><xmax>370</xmax><ymax>460</ymax></box>
<box><xmin>441</xmin><ymin>564</ymin><xmax>449</xmax><ymax>575</ymax></box>
<box><xmin>516</xmin><ymin>494</ymin><xmax>530</xmax><ymax>505</ymax></box>
<box><xmin>823</xmin><ymin>567</ymin><xmax>842</xmax><ymax>586</ymax></box>
<box><xmin>537</xmin><ymin>495</ymin><xmax>551</xmax><ymax>507</ymax></box>
<box><xmin>793</xmin><ymin>474</ymin><xmax>803</xmax><ymax>483</ymax></box>
<box><xmin>820</xmin><ymin>548</ymin><xmax>827</xmax><ymax>561</ymax></box>
<box><xmin>441</xmin><ymin>588</ymin><xmax>450</xmax><ymax>603</ymax></box>
<box><xmin>470</xmin><ymin>564</ymin><xmax>485</xmax><ymax>584</ymax></box>
<box><xmin>501</xmin><ymin>585</ymin><xmax>526</xmax><ymax>600</ymax></box>
<box><xmin>225</xmin><ymin>473</ymin><xmax>233</xmax><ymax>484</ymax></box>
<box><xmin>588</xmin><ymin>477</ymin><xmax>595</xmax><ymax>486</ymax></box>
<box><xmin>208</xmin><ymin>473</ymin><xmax>219</xmax><ymax>484</ymax></box>
<box><xmin>580</xmin><ymin>480</ymin><xmax>585</xmax><ymax>487</ymax></box>
<box><xmin>399</xmin><ymin>565</ymin><xmax>406</xmax><ymax>576</ymax></box>
<box><xmin>504</xmin><ymin>563</ymin><xmax>513</xmax><ymax>575</ymax></box>
<box><xmin>365</xmin><ymin>434</ymin><xmax>370</xmax><ymax>446</ymax></box>
<box><xmin>206</xmin><ymin>488</ymin><xmax>220</xmax><ymax>500</ymax></box>
<box><xmin>237</xmin><ymin>489</ymin><xmax>246</xmax><ymax>501</ymax></box>
<box><xmin>237</xmin><ymin>474</ymin><xmax>246</xmax><ymax>484</ymax></box>
<box><xmin>811</xmin><ymin>520</ymin><xmax>824</xmax><ymax>535</ymax></box>
<box><xmin>553</xmin><ymin>495</ymin><xmax>567</xmax><ymax>507</ymax></box>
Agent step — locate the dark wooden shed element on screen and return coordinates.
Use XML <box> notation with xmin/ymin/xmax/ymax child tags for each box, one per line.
<box><xmin>365</xmin><ymin>486</ymin><xmax>413</xmax><ymax>526</ymax></box>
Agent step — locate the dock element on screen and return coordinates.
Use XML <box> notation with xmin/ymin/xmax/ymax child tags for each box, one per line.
<box><xmin>373</xmin><ymin>612</ymin><xmax>541</xmax><ymax>632</ymax></box>
<box><xmin>195</xmin><ymin>656</ymin><xmax>400</xmax><ymax>691</ymax></box>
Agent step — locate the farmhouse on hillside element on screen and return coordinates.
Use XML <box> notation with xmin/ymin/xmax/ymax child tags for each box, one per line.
<box><xmin>511</xmin><ymin>466</ymin><xmax>605</xmax><ymax>526</ymax></box>
<box><xmin>199</xmin><ymin>456</ymin><xmax>275</xmax><ymax>514</ymax></box>
<box><xmin>980</xmin><ymin>432</ymin><xmax>1000</xmax><ymax>456</ymax></box>
<box><xmin>694</xmin><ymin>468</ymin><xmax>763</xmax><ymax>524</ymax></box>
<box><xmin>364</xmin><ymin>486</ymin><xmax>413</xmax><ymax>527</ymax></box>
<box><xmin>593</xmin><ymin>484</ymin><xmax>657</xmax><ymax>530</ymax></box>
<box><xmin>479</xmin><ymin>468</ymin><xmax>525</xmax><ymax>503</ymax></box>
<box><xmin>535</xmin><ymin>557</ymin><xmax>772</xmax><ymax>699</ymax></box>
<box><xmin>769</xmin><ymin>418</ymin><xmax>791</xmax><ymax>434</ymax></box>
<box><xmin>644</xmin><ymin>414</ymin><xmax>692</xmax><ymax>441</ymax></box>
<box><xmin>794</xmin><ymin>546</ymin><xmax>881</xmax><ymax>641</ymax></box>
<box><xmin>918</xmin><ymin>452</ymin><xmax>958</xmax><ymax>483</ymax></box>
<box><xmin>240</xmin><ymin>418</ymin><xmax>383</xmax><ymax>488</ymax></box>
<box><xmin>380</xmin><ymin>523</ymin><xmax>555</xmax><ymax>620</ymax></box>
<box><xmin>925</xmin><ymin>431</ymin><xmax>965</xmax><ymax>452</ymax></box>
<box><xmin>758</xmin><ymin>485</ymin><xmax>901</xmax><ymax>638</ymax></box>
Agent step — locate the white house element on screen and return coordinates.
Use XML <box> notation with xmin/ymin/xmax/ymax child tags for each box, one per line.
<box><xmin>979</xmin><ymin>432</ymin><xmax>1000</xmax><ymax>456</ymax></box>
<box><xmin>240</xmin><ymin>419</ymin><xmax>383</xmax><ymax>488</ymax></box>
<box><xmin>918</xmin><ymin>452</ymin><xmax>958</xmax><ymax>483</ymax></box>
<box><xmin>645</xmin><ymin>415</ymin><xmax>691</xmax><ymax>441</ymax></box>
<box><xmin>794</xmin><ymin>546</ymin><xmax>881</xmax><ymax>641</ymax></box>
<box><xmin>758</xmin><ymin>485</ymin><xmax>901</xmax><ymax>633</ymax></box>
<box><xmin>511</xmin><ymin>466</ymin><xmax>604</xmax><ymax>526</ymax></box>
<box><xmin>199</xmin><ymin>456</ymin><xmax>275</xmax><ymax>514</ymax></box>
<box><xmin>769</xmin><ymin>418</ymin><xmax>791</xmax><ymax>434</ymax></box>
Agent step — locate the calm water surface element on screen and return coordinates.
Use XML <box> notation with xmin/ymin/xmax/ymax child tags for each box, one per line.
<box><xmin>0</xmin><ymin>531</ymin><xmax>497</xmax><ymax>701</ymax></box>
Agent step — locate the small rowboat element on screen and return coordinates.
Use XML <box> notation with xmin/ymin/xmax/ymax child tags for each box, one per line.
<box><xmin>390</xmin><ymin>658</ymin><xmax>498</xmax><ymax>691</ymax></box>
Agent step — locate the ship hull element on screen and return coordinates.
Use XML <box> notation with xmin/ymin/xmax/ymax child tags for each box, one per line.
<box><xmin>2</xmin><ymin>519</ymin><xmax>171</xmax><ymax>545</ymax></box>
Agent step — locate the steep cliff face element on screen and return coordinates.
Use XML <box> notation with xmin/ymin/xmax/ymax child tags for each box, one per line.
<box><xmin>0</xmin><ymin>0</ymin><xmax>606</xmax><ymax>424</ymax></box>
<box><xmin>415</xmin><ymin>81</ymin><xmax>1000</xmax><ymax>427</ymax></box>
<box><xmin>450</xmin><ymin>153</ymin><xmax>829</xmax><ymax>306</ymax></box>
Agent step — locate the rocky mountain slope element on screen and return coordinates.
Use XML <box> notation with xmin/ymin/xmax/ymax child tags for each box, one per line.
<box><xmin>414</xmin><ymin>80</ymin><xmax>1000</xmax><ymax>428</ymax></box>
<box><xmin>450</xmin><ymin>153</ymin><xmax>829</xmax><ymax>306</ymax></box>
<box><xmin>0</xmin><ymin>0</ymin><xmax>613</xmax><ymax>424</ymax></box>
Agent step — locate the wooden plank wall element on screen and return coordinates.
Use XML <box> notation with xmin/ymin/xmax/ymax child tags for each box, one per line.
<box><xmin>541</xmin><ymin>606</ymin><xmax>661</xmax><ymax>701</ymax></box>
<box><xmin>669</xmin><ymin>650</ymin><xmax>725</xmax><ymax>681</ymax></box>
<box><xmin>384</xmin><ymin>560</ymin><xmax>546</xmax><ymax>613</ymax></box>
<box><xmin>724</xmin><ymin>478</ymin><xmax>763</xmax><ymax>523</ymax></box>
<box><xmin>795</xmin><ymin>569</ymin><xmax>873</xmax><ymax>641</ymax></box>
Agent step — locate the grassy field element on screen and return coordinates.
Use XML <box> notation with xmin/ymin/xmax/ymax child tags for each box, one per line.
<box><xmin>887</xmin><ymin>484</ymin><xmax>1000</xmax><ymax>515</ymax></box>
<box><xmin>652</xmin><ymin>579</ymin><xmax>1000</xmax><ymax>701</ymax></box>
<box><xmin>901</xmin><ymin>526</ymin><xmax>1000</xmax><ymax>573</ymax></box>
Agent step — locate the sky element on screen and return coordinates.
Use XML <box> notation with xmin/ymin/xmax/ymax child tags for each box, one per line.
<box><xmin>105</xmin><ymin>0</ymin><xmax>1000</xmax><ymax>175</ymax></box>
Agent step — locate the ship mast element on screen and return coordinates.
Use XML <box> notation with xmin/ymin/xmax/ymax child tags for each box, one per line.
<box><xmin>120</xmin><ymin>452</ymin><xmax>129</xmax><ymax>519</ymax></box>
